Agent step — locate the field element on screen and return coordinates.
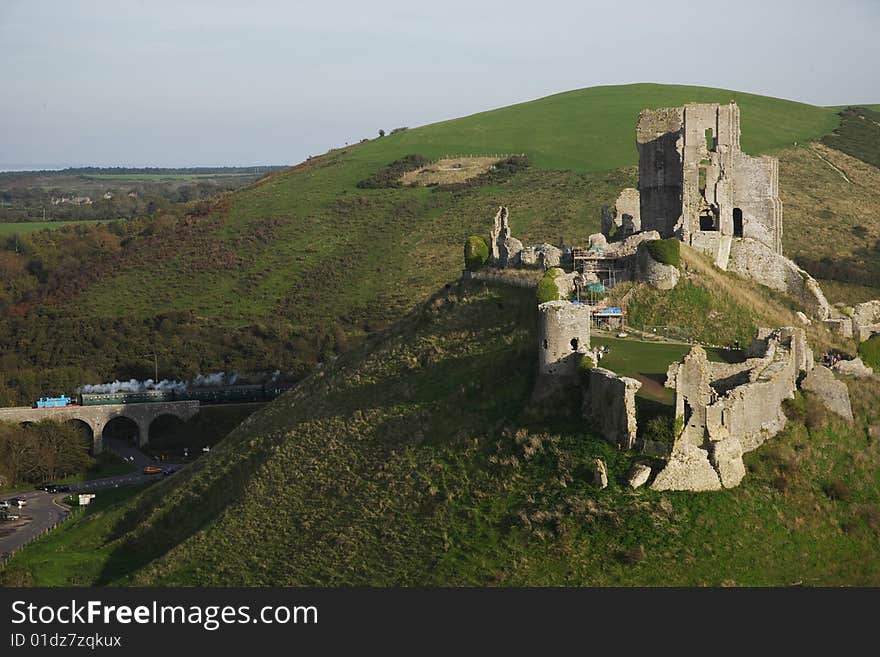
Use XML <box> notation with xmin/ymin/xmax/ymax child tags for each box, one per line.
<box><xmin>0</xmin><ymin>485</ymin><xmax>148</xmax><ymax>586</ymax></box>
<box><xmin>0</xmin><ymin>219</ymin><xmax>109</xmax><ymax>235</ymax></box>
<box><xmin>590</xmin><ymin>335</ymin><xmax>737</xmax><ymax>404</ymax></box>
<box><xmin>0</xmin><ymin>166</ymin><xmax>282</xmax><ymax>224</ymax></box>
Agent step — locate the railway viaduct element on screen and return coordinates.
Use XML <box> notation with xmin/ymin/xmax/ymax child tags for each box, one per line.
<box><xmin>0</xmin><ymin>401</ymin><xmax>199</xmax><ymax>454</ymax></box>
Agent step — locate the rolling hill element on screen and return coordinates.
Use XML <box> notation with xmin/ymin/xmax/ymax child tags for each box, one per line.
<box><xmin>3</xmin><ymin>271</ymin><xmax>879</xmax><ymax>586</ymax></box>
<box><xmin>3</xmin><ymin>83</ymin><xmax>875</xmax><ymax>408</ymax></box>
<box><xmin>3</xmin><ymin>82</ymin><xmax>880</xmax><ymax>586</ymax></box>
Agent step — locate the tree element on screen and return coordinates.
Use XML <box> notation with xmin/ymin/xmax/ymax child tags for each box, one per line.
<box><xmin>378</xmin><ymin>129</ymin><xmax>386</xmax><ymax>138</ymax></box>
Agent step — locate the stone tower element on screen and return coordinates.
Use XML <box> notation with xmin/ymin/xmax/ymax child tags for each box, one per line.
<box><xmin>537</xmin><ymin>301</ymin><xmax>591</xmax><ymax>378</ymax></box>
<box><xmin>636</xmin><ymin>102</ymin><xmax>782</xmax><ymax>269</ymax></box>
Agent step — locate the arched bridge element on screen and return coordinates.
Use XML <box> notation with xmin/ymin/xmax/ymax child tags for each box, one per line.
<box><xmin>0</xmin><ymin>401</ymin><xmax>199</xmax><ymax>454</ymax></box>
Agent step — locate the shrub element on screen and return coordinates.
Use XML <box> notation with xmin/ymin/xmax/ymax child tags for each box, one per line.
<box><xmin>858</xmin><ymin>335</ymin><xmax>880</xmax><ymax>370</ymax></box>
<box><xmin>643</xmin><ymin>415</ymin><xmax>676</xmax><ymax>443</ymax></box>
<box><xmin>644</xmin><ymin>238</ymin><xmax>680</xmax><ymax>267</ymax></box>
<box><xmin>536</xmin><ymin>270</ymin><xmax>560</xmax><ymax>304</ymax></box>
<box><xmin>823</xmin><ymin>479</ymin><xmax>852</xmax><ymax>501</ymax></box>
<box><xmin>356</xmin><ymin>154</ymin><xmax>430</xmax><ymax>189</ymax></box>
<box><xmin>463</xmin><ymin>236</ymin><xmax>489</xmax><ymax>272</ymax></box>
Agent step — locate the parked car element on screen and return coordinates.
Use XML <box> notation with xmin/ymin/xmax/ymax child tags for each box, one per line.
<box><xmin>0</xmin><ymin>500</ymin><xmax>9</xmax><ymax>509</ymax></box>
<box><xmin>10</xmin><ymin>497</ymin><xmax>26</xmax><ymax>507</ymax></box>
<box><xmin>143</xmin><ymin>466</ymin><xmax>163</xmax><ymax>475</ymax></box>
<box><xmin>50</xmin><ymin>485</ymin><xmax>71</xmax><ymax>493</ymax></box>
<box><xmin>162</xmin><ymin>467</ymin><xmax>177</xmax><ymax>477</ymax></box>
<box><xmin>1</xmin><ymin>510</ymin><xmax>21</xmax><ymax>521</ymax></box>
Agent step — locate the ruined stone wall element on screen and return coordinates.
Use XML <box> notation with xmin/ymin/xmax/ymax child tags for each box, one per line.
<box><xmin>605</xmin><ymin>188</ymin><xmax>641</xmax><ymax>238</ymax></box>
<box><xmin>653</xmin><ymin>327</ymin><xmax>811</xmax><ymax>491</ymax></box>
<box><xmin>852</xmin><ymin>300</ymin><xmax>880</xmax><ymax>342</ymax></box>
<box><xmin>537</xmin><ymin>301</ymin><xmax>591</xmax><ymax>378</ymax></box>
<box><xmin>637</xmin><ymin>107</ymin><xmax>684</xmax><ymax>238</ymax></box>
<box><xmin>637</xmin><ymin>102</ymin><xmax>782</xmax><ymax>267</ymax></box>
<box><xmin>583</xmin><ymin>367</ymin><xmax>641</xmax><ymax>450</ymax></box>
<box><xmin>731</xmin><ymin>152</ymin><xmax>782</xmax><ymax>254</ymax></box>
<box><xmin>489</xmin><ymin>206</ymin><xmax>523</xmax><ymax>267</ymax></box>
<box><xmin>727</xmin><ymin>238</ymin><xmax>832</xmax><ymax>320</ymax></box>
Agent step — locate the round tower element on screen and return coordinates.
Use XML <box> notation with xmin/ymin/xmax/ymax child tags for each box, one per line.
<box><xmin>537</xmin><ymin>301</ymin><xmax>591</xmax><ymax>378</ymax></box>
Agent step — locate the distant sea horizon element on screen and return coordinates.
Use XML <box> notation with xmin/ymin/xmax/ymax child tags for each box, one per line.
<box><xmin>0</xmin><ymin>164</ymin><xmax>289</xmax><ymax>172</ymax></box>
<box><xmin>0</xmin><ymin>164</ymin><xmax>73</xmax><ymax>172</ymax></box>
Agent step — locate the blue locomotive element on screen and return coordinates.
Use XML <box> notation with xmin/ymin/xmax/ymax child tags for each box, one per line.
<box><xmin>35</xmin><ymin>395</ymin><xmax>74</xmax><ymax>408</ymax></box>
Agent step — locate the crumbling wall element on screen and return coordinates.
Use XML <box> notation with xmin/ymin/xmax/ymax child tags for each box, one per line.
<box><xmin>727</xmin><ymin>238</ymin><xmax>832</xmax><ymax>320</ymax></box>
<box><xmin>537</xmin><ymin>301</ymin><xmax>591</xmax><ymax>378</ymax></box>
<box><xmin>653</xmin><ymin>327</ymin><xmax>811</xmax><ymax>491</ymax></box>
<box><xmin>636</xmin><ymin>244</ymin><xmax>680</xmax><ymax>290</ymax></box>
<box><xmin>852</xmin><ymin>300</ymin><xmax>880</xmax><ymax>342</ymax></box>
<box><xmin>637</xmin><ymin>102</ymin><xmax>782</xmax><ymax>264</ymax></box>
<box><xmin>601</xmin><ymin>188</ymin><xmax>641</xmax><ymax>238</ymax></box>
<box><xmin>637</xmin><ymin>106</ymin><xmax>685</xmax><ymax>238</ymax></box>
<box><xmin>583</xmin><ymin>367</ymin><xmax>641</xmax><ymax>450</ymax></box>
<box><xmin>489</xmin><ymin>206</ymin><xmax>523</xmax><ymax>267</ymax></box>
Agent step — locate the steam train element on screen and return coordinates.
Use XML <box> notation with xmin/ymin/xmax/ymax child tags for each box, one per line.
<box><xmin>33</xmin><ymin>383</ymin><xmax>296</xmax><ymax>408</ymax></box>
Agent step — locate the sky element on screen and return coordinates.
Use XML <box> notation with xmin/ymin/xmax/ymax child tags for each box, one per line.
<box><xmin>1</xmin><ymin>0</ymin><xmax>878</xmax><ymax>168</ymax></box>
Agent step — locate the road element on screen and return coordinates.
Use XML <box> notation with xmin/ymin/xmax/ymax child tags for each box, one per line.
<box><xmin>0</xmin><ymin>440</ymin><xmax>184</xmax><ymax>562</ymax></box>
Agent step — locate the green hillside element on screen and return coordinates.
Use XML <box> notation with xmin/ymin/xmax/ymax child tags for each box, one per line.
<box><xmin>356</xmin><ymin>83</ymin><xmax>840</xmax><ymax>172</ymax></box>
<box><xmin>4</xmin><ymin>277</ymin><xmax>879</xmax><ymax>586</ymax></box>
<box><xmin>1</xmin><ymin>82</ymin><xmax>874</xmax><ymax>407</ymax></box>
<box><xmin>5</xmin><ymin>82</ymin><xmax>880</xmax><ymax>586</ymax></box>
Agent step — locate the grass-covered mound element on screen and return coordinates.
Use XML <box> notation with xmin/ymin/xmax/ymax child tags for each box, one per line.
<box><xmin>4</xmin><ymin>281</ymin><xmax>880</xmax><ymax>587</ymax></box>
<box><xmin>358</xmin><ymin>83</ymin><xmax>839</xmax><ymax>172</ymax></box>
<box><xmin>643</xmin><ymin>238</ymin><xmax>680</xmax><ymax>267</ymax></box>
<box><xmin>858</xmin><ymin>335</ymin><xmax>880</xmax><ymax>370</ymax></box>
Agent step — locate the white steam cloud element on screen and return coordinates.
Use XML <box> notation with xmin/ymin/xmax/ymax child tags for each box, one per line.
<box><xmin>77</xmin><ymin>371</ymin><xmax>239</xmax><ymax>394</ymax></box>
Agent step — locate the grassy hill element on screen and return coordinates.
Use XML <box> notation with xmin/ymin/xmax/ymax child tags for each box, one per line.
<box><xmin>1</xmin><ymin>82</ymin><xmax>880</xmax><ymax>585</ymax></box>
<box><xmin>3</xmin><ymin>276</ymin><xmax>879</xmax><ymax>586</ymax></box>
<box><xmin>356</xmin><ymin>83</ymin><xmax>840</xmax><ymax>172</ymax></box>
<box><xmin>3</xmin><ymin>83</ymin><xmax>868</xmax><ymax>403</ymax></box>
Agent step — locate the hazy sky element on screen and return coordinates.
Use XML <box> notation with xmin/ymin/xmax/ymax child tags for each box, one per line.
<box><xmin>2</xmin><ymin>0</ymin><xmax>878</xmax><ymax>168</ymax></box>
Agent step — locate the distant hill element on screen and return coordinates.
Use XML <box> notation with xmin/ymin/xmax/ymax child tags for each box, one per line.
<box><xmin>355</xmin><ymin>83</ymin><xmax>840</xmax><ymax>172</ymax></box>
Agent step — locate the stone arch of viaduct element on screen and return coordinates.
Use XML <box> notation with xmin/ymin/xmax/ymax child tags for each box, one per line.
<box><xmin>0</xmin><ymin>401</ymin><xmax>200</xmax><ymax>454</ymax></box>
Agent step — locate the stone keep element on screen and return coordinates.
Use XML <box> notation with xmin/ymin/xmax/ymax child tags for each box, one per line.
<box><xmin>537</xmin><ymin>301</ymin><xmax>591</xmax><ymax>378</ymax></box>
<box><xmin>637</xmin><ymin>102</ymin><xmax>781</xmax><ymax>267</ymax></box>
<box><xmin>635</xmin><ymin>102</ymin><xmax>831</xmax><ymax>319</ymax></box>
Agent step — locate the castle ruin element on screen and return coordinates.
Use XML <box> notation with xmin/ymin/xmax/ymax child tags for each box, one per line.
<box><xmin>464</xmin><ymin>100</ymin><xmax>867</xmax><ymax>492</ymax></box>
<box><xmin>632</xmin><ymin>102</ymin><xmax>832</xmax><ymax>319</ymax></box>
<box><xmin>637</xmin><ymin>102</ymin><xmax>782</xmax><ymax>264</ymax></box>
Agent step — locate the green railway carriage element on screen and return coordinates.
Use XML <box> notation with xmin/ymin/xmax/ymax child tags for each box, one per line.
<box><xmin>79</xmin><ymin>390</ymin><xmax>174</xmax><ymax>405</ymax></box>
<box><xmin>175</xmin><ymin>384</ymin><xmax>265</xmax><ymax>404</ymax></box>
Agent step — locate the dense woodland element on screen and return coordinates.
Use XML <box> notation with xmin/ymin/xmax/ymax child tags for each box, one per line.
<box><xmin>0</xmin><ymin>420</ymin><xmax>93</xmax><ymax>488</ymax></box>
